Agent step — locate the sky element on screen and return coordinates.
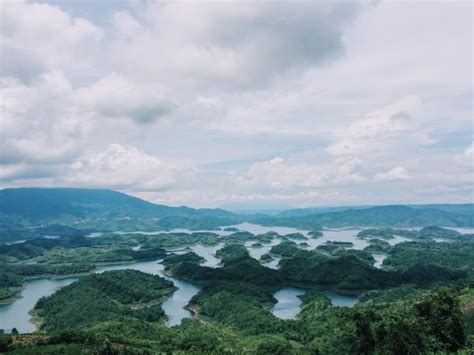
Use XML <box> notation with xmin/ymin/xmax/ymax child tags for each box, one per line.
<box><xmin>0</xmin><ymin>0</ymin><xmax>473</xmax><ymax>209</ymax></box>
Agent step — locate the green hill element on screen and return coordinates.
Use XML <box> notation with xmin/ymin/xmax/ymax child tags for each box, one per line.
<box><xmin>0</xmin><ymin>188</ymin><xmax>237</xmax><ymax>222</ymax></box>
<box><xmin>253</xmin><ymin>205</ymin><xmax>474</xmax><ymax>228</ymax></box>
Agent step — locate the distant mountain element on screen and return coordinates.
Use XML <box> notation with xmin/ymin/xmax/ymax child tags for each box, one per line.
<box><xmin>1</xmin><ymin>189</ymin><xmax>472</xmax><ymax>235</ymax></box>
<box><xmin>252</xmin><ymin>205</ymin><xmax>474</xmax><ymax>228</ymax></box>
<box><xmin>410</xmin><ymin>204</ymin><xmax>474</xmax><ymax>216</ymax></box>
<box><xmin>275</xmin><ymin>206</ymin><xmax>372</xmax><ymax>218</ymax></box>
<box><xmin>275</xmin><ymin>204</ymin><xmax>474</xmax><ymax>218</ymax></box>
<box><xmin>0</xmin><ymin>188</ymin><xmax>236</xmax><ymax>223</ymax></box>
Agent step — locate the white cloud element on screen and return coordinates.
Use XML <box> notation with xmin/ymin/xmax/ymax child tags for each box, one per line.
<box><xmin>326</xmin><ymin>96</ymin><xmax>425</xmax><ymax>156</ymax></box>
<box><xmin>106</xmin><ymin>1</ymin><xmax>365</xmax><ymax>90</ymax></box>
<box><xmin>230</xmin><ymin>155</ymin><xmax>366</xmax><ymax>190</ymax></box>
<box><xmin>1</xmin><ymin>0</ymin><xmax>103</xmax><ymax>82</ymax></box>
<box><xmin>67</xmin><ymin>144</ymin><xmax>188</xmax><ymax>190</ymax></box>
<box><xmin>464</xmin><ymin>142</ymin><xmax>474</xmax><ymax>161</ymax></box>
<box><xmin>374</xmin><ymin>166</ymin><xmax>410</xmax><ymax>182</ymax></box>
<box><xmin>77</xmin><ymin>73</ymin><xmax>175</xmax><ymax>123</ymax></box>
<box><xmin>0</xmin><ymin>71</ymin><xmax>90</xmax><ymax>164</ymax></box>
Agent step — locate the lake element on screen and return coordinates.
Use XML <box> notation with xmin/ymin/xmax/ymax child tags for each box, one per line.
<box><xmin>271</xmin><ymin>287</ymin><xmax>358</xmax><ymax>320</ymax></box>
<box><xmin>0</xmin><ymin>223</ymin><xmax>404</xmax><ymax>333</ymax></box>
<box><xmin>272</xmin><ymin>287</ymin><xmax>306</xmax><ymax>319</ymax></box>
<box><xmin>0</xmin><ymin>258</ymin><xmax>202</xmax><ymax>333</ymax></box>
<box><xmin>95</xmin><ymin>260</ymin><xmax>201</xmax><ymax>327</ymax></box>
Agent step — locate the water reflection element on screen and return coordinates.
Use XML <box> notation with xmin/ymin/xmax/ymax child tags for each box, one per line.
<box><xmin>373</xmin><ymin>254</ymin><xmax>387</xmax><ymax>269</ymax></box>
<box><xmin>96</xmin><ymin>259</ymin><xmax>201</xmax><ymax>327</ymax></box>
<box><xmin>323</xmin><ymin>290</ymin><xmax>358</xmax><ymax>307</ymax></box>
<box><xmin>190</xmin><ymin>242</ymin><xmax>224</xmax><ymax>267</ymax></box>
<box><xmin>0</xmin><ymin>277</ymin><xmax>77</xmax><ymax>333</ymax></box>
<box><xmin>272</xmin><ymin>287</ymin><xmax>305</xmax><ymax>319</ymax></box>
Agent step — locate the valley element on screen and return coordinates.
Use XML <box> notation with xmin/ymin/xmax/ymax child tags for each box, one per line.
<box><xmin>0</xmin><ymin>189</ymin><xmax>473</xmax><ymax>353</ymax></box>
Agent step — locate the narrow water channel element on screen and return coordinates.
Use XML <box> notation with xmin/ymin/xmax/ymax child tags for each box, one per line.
<box><xmin>271</xmin><ymin>287</ymin><xmax>359</xmax><ymax>320</ymax></box>
<box><xmin>0</xmin><ymin>258</ymin><xmax>202</xmax><ymax>333</ymax></box>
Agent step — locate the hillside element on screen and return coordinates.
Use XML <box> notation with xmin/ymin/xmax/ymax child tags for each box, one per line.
<box><xmin>0</xmin><ymin>188</ymin><xmax>236</xmax><ymax>222</ymax></box>
<box><xmin>275</xmin><ymin>204</ymin><xmax>474</xmax><ymax>218</ymax></box>
<box><xmin>275</xmin><ymin>206</ymin><xmax>371</xmax><ymax>218</ymax></box>
<box><xmin>0</xmin><ymin>189</ymin><xmax>472</xmax><ymax>236</ymax></box>
<box><xmin>252</xmin><ymin>205</ymin><xmax>474</xmax><ymax>228</ymax></box>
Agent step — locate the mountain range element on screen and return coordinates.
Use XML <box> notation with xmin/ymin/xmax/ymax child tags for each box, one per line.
<box><xmin>0</xmin><ymin>188</ymin><xmax>472</xmax><ymax>243</ymax></box>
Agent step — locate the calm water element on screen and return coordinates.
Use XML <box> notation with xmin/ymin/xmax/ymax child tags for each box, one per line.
<box><xmin>226</xmin><ymin>222</ymin><xmax>309</xmax><ymax>236</ymax></box>
<box><xmin>0</xmin><ymin>277</ymin><xmax>77</xmax><ymax>333</ymax></box>
<box><xmin>0</xmin><ymin>258</ymin><xmax>202</xmax><ymax>333</ymax></box>
<box><xmin>373</xmin><ymin>254</ymin><xmax>387</xmax><ymax>269</ymax></box>
<box><xmin>272</xmin><ymin>287</ymin><xmax>306</xmax><ymax>319</ymax></box>
<box><xmin>323</xmin><ymin>290</ymin><xmax>358</xmax><ymax>307</ymax></box>
<box><xmin>244</xmin><ymin>237</ymin><xmax>282</xmax><ymax>261</ymax></box>
<box><xmin>271</xmin><ymin>287</ymin><xmax>358</xmax><ymax>320</ymax></box>
<box><xmin>262</xmin><ymin>256</ymin><xmax>281</xmax><ymax>269</ymax></box>
<box><xmin>448</xmin><ymin>227</ymin><xmax>474</xmax><ymax>234</ymax></box>
<box><xmin>94</xmin><ymin>259</ymin><xmax>201</xmax><ymax>327</ymax></box>
<box><xmin>299</xmin><ymin>229</ymin><xmax>368</xmax><ymax>250</ymax></box>
<box><xmin>190</xmin><ymin>242</ymin><xmax>224</xmax><ymax>267</ymax></box>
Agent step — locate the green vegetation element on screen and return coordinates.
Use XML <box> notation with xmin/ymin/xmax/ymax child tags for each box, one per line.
<box><xmin>223</xmin><ymin>227</ymin><xmax>240</xmax><ymax>232</ymax></box>
<box><xmin>34</xmin><ymin>270</ymin><xmax>175</xmax><ymax>332</ymax></box>
<box><xmin>419</xmin><ymin>225</ymin><xmax>462</xmax><ymax>239</ymax></box>
<box><xmin>384</xmin><ymin>240</ymin><xmax>474</xmax><ymax>275</ymax></box>
<box><xmin>5</xmin><ymin>263</ymin><xmax>95</xmax><ymax>278</ymax></box>
<box><xmin>363</xmin><ymin>238</ymin><xmax>391</xmax><ymax>253</ymax></box>
<box><xmin>36</xmin><ymin>246</ymin><xmax>167</xmax><ymax>264</ymax></box>
<box><xmin>259</xmin><ymin>253</ymin><xmax>273</xmax><ymax>262</ymax></box>
<box><xmin>189</xmin><ymin>283</ymin><xmax>291</xmax><ymax>337</ymax></box>
<box><xmin>0</xmin><ymin>188</ymin><xmax>243</xmax><ymax>239</ymax></box>
<box><xmin>330</xmin><ymin>248</ymin><xmax>376</xmax><ymax>265</ymax></box>
<box><xmin>308</xmin><ymin>230</ymin><xmax>323</xmax><ymax>238</ymax></box>
<box><xmin>298</xmin><ymin>288</ymin><xmax>468</xmax><ymax>354</ymax></box>
<box><xmin>216</xmin><ymin>244</ymin><xmax>249</xmax><ymax>263</ymax></box>
<box><xmin>0</xmin><ymin>236</ymin><xmax>92</xmax><ymax>261</ymax></box>
<box><xmin>358</xmin><ymin>284</ymin><xmax>428</xmax><ymax>304</ymax></box>
<box><xmin>141</xmin><ymin>232</ymin><xmax>220</xmax><ymax>248</ymax></box>
<box><xmin>35</xmin><ymin>225</ymin><xmax>91</xmax><ymax>238</ymax></box>
<box><xmin>316</xmin><ymin>241</ymin><xmax>354</xmax><ymax>253</ymax></box>
<box><xmin>284</xmin><ymin>232</ymin><xmax>306</xmax><ymax>240</ymax></box>
<box><xmin>226</xmin><ymin>231</ymin><xmax>256</xmax><ymax>242</ymax></box>
<box><xmin>253</xmin><ymin>205</ymin><xmax>474</xmax><ymax>229</ymax></box>
<box><xmin>171</xmin><ymin>257</ymin><xmax>284</xmax><ymax>286</ymax></box>
<box><xmin>358</xmin><ymin>226</ymin><xmax>464</xmax><ymax>241</ymax></box>
<box><xmin>161</xmin><ymin>252</ymin><xmax>205</xmax><ymax>267</ymax></box>
<box><xmin>269</xmin><ymin>240</ymin><xmax>301</xmax><ymax>257</ymax></box>
<box><xmin>5</xmin><ymin>284</ymin><xmax>471</xmax><ymax>354</ymax></box>
<box><xmin>0</xmin><ymin>271</ymin><xmax>23</xmax><ymax>301</ymax></box>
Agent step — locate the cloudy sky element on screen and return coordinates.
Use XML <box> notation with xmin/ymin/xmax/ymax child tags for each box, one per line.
<box><xmin>0</xmin><ymin>0</ymin><xmax>472</xmax><ymax>208</ymax></box>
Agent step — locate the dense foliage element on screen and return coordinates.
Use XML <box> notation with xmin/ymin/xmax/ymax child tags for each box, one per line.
<box><xmin>4</xmin><ymin>283</ymin><xmax>471</xmax><ymax>354</ymax></box>
<box><xmin>358</xmin><ymin>226</ymin><xmax>463</xmax><ymax>240</ymax></box>
<box><xmin>253</xmin><ymin>205</ymin><xmax>474</xmax><ymax>228</ymax></box>
<box><xmin>34</xmin><ymin>270</ymin><xmax>174</xmax><ymax>331</ymax></box>
<box><xmin>161</xmin><ymin>252</ymin><xmax>205</xmax><ymax>266</ymax></box>
<box><xmin>384</xmin><ymin>240</ymin><xmax>474</xmax><ymax>275</ymax></box>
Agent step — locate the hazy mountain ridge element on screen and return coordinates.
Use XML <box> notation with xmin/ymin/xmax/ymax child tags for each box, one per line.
<box><xmin>253</xmin><ymin>205</ymin><xmax>474</xmax><ymax>228</ymax></box>
<box><xmin>0</xmin><ymin>189</ymin><xmax>472</xmax><ymax>237</ymax></box>
<box><xmin>0</xmin><ymin>188</ymin><xmax>235</xmax><ymax>221</ymax></box>
<box><xmin>275</xmin><ymin>204</ymin><xmax>474</xmax><ymax>218</ymax></box>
